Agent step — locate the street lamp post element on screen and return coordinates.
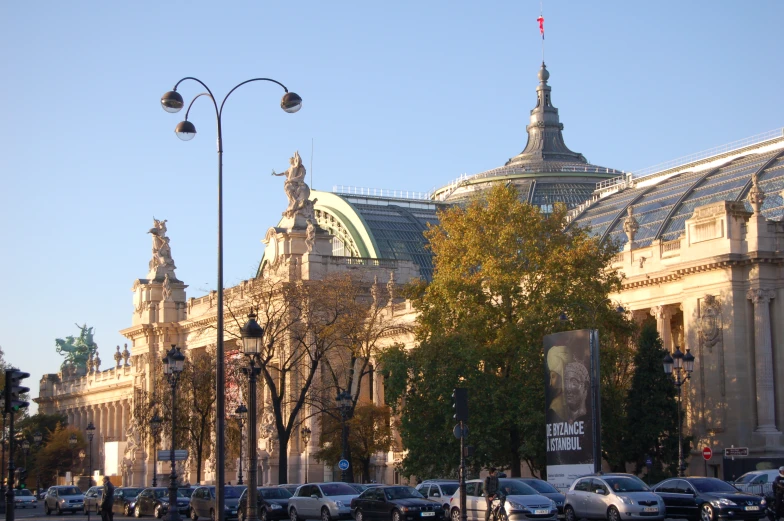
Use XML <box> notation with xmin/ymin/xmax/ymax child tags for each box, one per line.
<box><xmin>33</xmin><ymin>432</ymin><xmax>42</xmax><ymax>496</ymax></box>
<box><xmin>79</xmin><ymin>450</ymin><xmax>86</xmax><ymax>477</ymax></box>
<box><xmin>234</xmin><ymin>405</ymin><xmax>247</xmax><ymax>486</ymax></box>
<box><xmin>86</xmin><ymin>422</ymin><xmax>96</xmax><ymax>485</ymax></box>
<box><xmin>300</xmin><ymin>426</ymin><xmax>311</xmax><ymax>484</ymax></box>
<box><xmin>663</xmin><ymin>345</ymin><xmax>695</xmax><ymax>477</ymax></box>
<box><xmin>20</xmin><ymin>440</ymin><xmax>30</xmax><ymax>489</ymax></box>
<box><xmin>68</xmin><ymin>435</ymin><xmax>78</xmax><ymax>485</ymax></box>
<box><xmin>240</xmin><ymin>313</ymin><xmax>264</xmax><ymax>521</ymax></box>
<box><xmin>160</xmin><ymin>76</ymin><xmax>301</xmax><ymax>521</ymax></box>
<box><xmin>336</xmin><ymin>391</ymin><xmax>352</xmax><ymax>483</ymax></box>
<box><xmin>162</xmin><ymin>346</ymin><xmax>185</xmax><ymax>521</ymax></box>
<box><xmin>150</xmin><ymin>413</ymin><xmax>163</xmax><ymax>487</ymax></box>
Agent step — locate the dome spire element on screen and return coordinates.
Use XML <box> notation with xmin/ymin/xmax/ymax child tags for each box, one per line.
<box><xmin>506</xmin><ymin>62</ymin><xmax>587</xmax><ymax>167</ymax></box>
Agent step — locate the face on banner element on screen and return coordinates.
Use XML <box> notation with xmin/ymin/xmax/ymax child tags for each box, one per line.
<box><xmin>543</xmin><ymin>329</ymin><xmax>597</xmax><ymax>489</ymax></box>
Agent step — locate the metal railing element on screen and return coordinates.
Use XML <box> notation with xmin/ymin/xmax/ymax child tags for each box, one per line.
<box><xmin>332</xmin><ymin>185</ymin><xmax>434</xmax><ymax>200</ymax></box>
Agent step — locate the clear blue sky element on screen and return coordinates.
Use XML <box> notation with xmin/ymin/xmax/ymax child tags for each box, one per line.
<box><xmin>2</xmin><ymin>1</ymin><xmax>782</xmax><ymax>411</ymax></box>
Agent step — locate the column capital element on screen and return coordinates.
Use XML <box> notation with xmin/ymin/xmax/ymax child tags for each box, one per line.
<box><xmin>747</xmin><ymin>288</ymin><xmax>775</xmax><ymax>304</ymax></box>
<box><xmin>650</xmin><ymin>304</ymin><xmax>674</xmax><ymax>320</ymax></box>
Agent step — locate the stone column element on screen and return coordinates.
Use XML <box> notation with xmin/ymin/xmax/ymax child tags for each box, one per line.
<box><xmin>747</xmin><ymin>288</ymin><xmax>779</xmax><ymax>433</ymax></box>
<box><xmin>650</xmin><ymin>305</ymin><xmax>674</xmax><ymax>351</ymax></box>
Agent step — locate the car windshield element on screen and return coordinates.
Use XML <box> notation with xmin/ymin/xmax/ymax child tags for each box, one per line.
<box><xmin>155</xmin><ymin>489</ymin><xmax>188</xmax><ymax>498</ymax></box>
<box><xmin>734</xmin><ymin>473</ymin><xmax>759</xmax><ymax>484</ymax></box>
<box><xmin>439</xmin><ymin>484</ymin><xmax>459</xmax><ymax>495</ymax></box>
<box><xmin>224</xmin><ymin>487</ymin><xmax>246</xmax><ymax>499</ymax></box>
<box><xmin>260</xmin><ymin>488</ymin><xmax>292</xmax><ymax>500</ymax></box>
<box><xmin>604</xmin><ymin>477</ymin><xmax>649</xmax><ymax>493</ymax></box>
<box><xmin>521</xmin><ymin>480</ymin><xmax>559</xmax><ymax>494</ymax></box>
<box><xmin>60</xmin><ymin>487</ymin><xmax>82</xmax><ymax>496</ymax></box>
<box><xmin>498</xmin><ymin>481</ymin><xmax>539</xmax><ymax>496</ymax></box>
<box><xmin>350</xmin><ymin>484</ymin><xmax>369</xmax><ymax>492</ymax></box>
<box><xmin>17</xmin><ymin>490</ymin><xmax>32</xmax><ymax>496</ymax></box>
<box><xmin>123</xmin><ymin>489</ymin><xmax>143</xmax><ymax>497</ymax></box>
<box><xmin>321</xmin><ymin>484</ymin><xmax>358</xmax><ymax>496</ymax></box>
<box><xmin>691</xmin><ymin>479</ymin><xmax>739</xmax><ymax>493</ymax></box>
<box><xmin>178</xmin><ymin>489</ymin><xmax>195</xmax><ymax>498</ymax></box>
<box><xmin>385</xmin><ymin>487</ymin><xmax>424</xmax><ymax>500</ymax></box>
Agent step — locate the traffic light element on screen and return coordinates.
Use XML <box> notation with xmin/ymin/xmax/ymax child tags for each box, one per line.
<box><xmin>452</xmin><ymin>387</ymin><xmax>468</xmax><ymax>422</ymax></box>
<box><xmin>5</xmin><ymin>369</ymin><xmax>30</xmax><ymax>414</ymax></box>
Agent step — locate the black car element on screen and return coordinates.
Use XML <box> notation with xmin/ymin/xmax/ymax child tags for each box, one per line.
<box><xmin>134</xmin><ymin>487</ymin><xmax>191</xmax><ymax>518</ymax></box>
<box><xmin>513</xmin><ymin>479</ymin><xmax>565</xmax><ymax>517</ymax></box>
<box><xmin>350</xmin><ymin>485</ymin><xmax>444</xmax><ymax>521</ymax></box>
<box><xmin>237</xmin><ymin>487</ymin><xmax>293</xmax><ymax>521</ymax></box>
<box><xmin>653</xmin><ymin>477</ymin><xmax>766</xmax><ymax>521</ymax></box>
<box><xmin>113</xmin><ymin>487</ymin><xmax>144</xmax><ymax>516</ymax></box>
<box><xmin>190</xmin><ymin>485</ymin><xmax>247</xmax><ymax>521</ymax></box>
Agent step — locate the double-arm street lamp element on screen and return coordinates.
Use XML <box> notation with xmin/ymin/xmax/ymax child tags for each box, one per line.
<box><xmin>663</xmin><ymin>346</ymin><xmax>695</xmax><ymax>477</ymax></box>
<box><xmin>234</xmin><ymin>405</ymin><xmax>248</xmax><ymax>486</ymax></box>
<box><xmin>160</xmin><ymin>77</ymin><xmax>301</xmax><ymax>521</ymax></box>
<box><xmin>162</xmin><ymin>346</ymin><xmax>185</xmax><ymax>521</ymax></box>
<box><xmin>68</xmin><ymin>434</ymin><xmax>78</xmax><ymax>484</ymax></box>
<box><xmin>86</xmin><ymin>422</ymin><xmax>96</xmax><ymax>484</ymax></box>
<box><xmin>300</xmin><ymin>426</ymin><xmax>311</xmax><ymax>484</ymax></box>
<box><xmin>150</xmin><ymin>413</ymin><xmax>163</xmax><ymax>487</ymax></box>
<box><xmin>336</xmin><ymin>391</ymin><xmax>352</xmax><ymax>482</ymax></box>
<box><xmin>240</xmin><ymin>313</ymin><xmax>264</xmax><ymax>521</ymax></box>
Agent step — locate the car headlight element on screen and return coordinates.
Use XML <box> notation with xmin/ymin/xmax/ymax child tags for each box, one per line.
<box><xmin>620</xmin><ymin>497</ymin><xmax>635</xmax><ymax>505</ymax></box>
<box><xmin>550</xmin><ymin>500</ymin><xmax>558</xmax><ymax>509</ymax></box>
<box><xmin>761</xmin><ymin>499</ymin><xmax>767</xmax><ymax>506</ymax></box>
<box><xmin>335</xmin><ymin>501</ymin><xmax>345</xmax><ymax>508</ymax></box>
<box><xmin>711</xmin><ymin>498</ymin><xmax>736</xmax><ymax>507</ymax></box>
<box><xmin>270</xmin><ymin>504</ymin><xmax>282</xmax><ymax>510</ymax></box>
<box><xmin>506</xmin><ymin>501</ymin><xmax>525</xmax><ymax>511</ymax></box>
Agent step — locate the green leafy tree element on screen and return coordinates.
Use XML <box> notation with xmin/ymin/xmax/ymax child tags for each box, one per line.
<box><xmin>623</xmin><ymin>322</ymin><xmax>683</xmax><ymax>481</ymax></box>
<box><xmin>312</xmin><ymin>403</ymin><xmax>393</xmax><ymax>483</ymax></box>
<box><xmin>15</xmin><ymin>413</ymin><xmax>68</xmax><ymax>490</ymax></box>
<box><xmin>380</xmin><ymin>185</ymin><xmax>631</xmax><ymax>478</ymax></box>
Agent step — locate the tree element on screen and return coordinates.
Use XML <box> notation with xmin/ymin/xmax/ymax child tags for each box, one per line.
<box><xmin>15</xmin><ymin>413</ymin><xmax>68</xmax><ymax>491</ymax></box>
<box><xmin>312</xmin><ymin>403</ymin><xmax>393</xmax><ymax>483</ymax></box>
<box><xmin>379</xmin><ymin>185</ymin><xmax>631</xmax><ymax>478</ymax></box>
<box><xmin>180</xmin><ymin>349</ymin><xmax>216</xmax><ymax>484</ymax></box>
<box><xmin>35</xmin><ymin>424</ymin><xmax>86</xmax><ymax>489</ymax></box>
<box><xmin>623</xmin><ymin>322</ymin><xmax>682</xmax><ymax>481</ymax></box>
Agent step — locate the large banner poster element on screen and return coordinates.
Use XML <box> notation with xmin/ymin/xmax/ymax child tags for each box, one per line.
<box><xmin>543</xmin><ymin>329</ymin><xmax>600</xmax><ymax>491</ymax></box>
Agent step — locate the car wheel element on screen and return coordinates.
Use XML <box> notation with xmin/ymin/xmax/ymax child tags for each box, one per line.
<box><xmin>45</xmin><ymin>503</ymin><xmax>51</xmax><ymax>516</ymax></box>
<box><xmin>451</xmin><ymin>508</ymin><xmax>460</xmax><ymax>521</ymax></box>
<box><xmin>564</xmin><ymin>505</ymin><xmax>577</xmax><ymax>521</ymax></box>
<box><xmin>260</xmin><ymin>509</ymin><xmax>268</xmax><ymax>521</ymax></box>
<box><xmin>607</xmin><ymin>506</ymin><xmax>621</xmax><ymax>521</ymax></box>
<box><xmin>356</xmin><ymin>510</ymin><xmax>364</xmax><ymax>521</ymax></box>
<box><xmin>135</xmin><ymin>505</ymin><xmax>143</xmax><ymax>518</ymax></box>
<box><xmin>322</xmin><ymin>507</ymin><xmax>332</xmax><ymax>521</ymax></box>
<box><xmin>290</xmin><ymin>507</ymin><xmax>300</xmax><ymax>521</ymax></box>
<box><xmin>210</xmin><ymin>509</ymin><xmax>216</xmax><ymax>521</ymax></box>
<box><xmin>392</xmin><ymin>509</ymin><xmax>402</xmax><ymax>521</ymax></box>
<box><xmin>191</xmin><ymin>507</ymin><xmax>199</xmax><ymax>521</ymax></box>
<box><xmin>57</xmin><ymin>504</ymin><xmax>63</xmax><ymax>515</ymax></box>
<box><xmin>126</xmin><ymin>505</ymin><xmax>132</xmax><ymax>516</ymax></box>
<box><xmin>156</xmin><ymin>506</ymin><xmax>164</xmax><ymax>519</ymax></box>
<box><xmin>499</xmin><ymin>510</ymin><xmax>509</xmax><ymax>521</ymax></box>
<box><xmin>701</xmin><ymin>504</ymin><xmax>715</xmax><ymax>521</ymax></box>
<box><xmin>239</xmin><ymin>509</ymin><xmax>245</xmax><ymax>521</ymax></box>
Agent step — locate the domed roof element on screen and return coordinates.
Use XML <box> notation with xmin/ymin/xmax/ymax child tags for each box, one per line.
<box><xmin>569</xmin><ymin>138</ymin><xmax>784</xmax><ymax>247</ymax></box>
<box><xmin>433</xmin><ymin>63</ymin><xmax>623</xmax><ymax>211</ymax></box>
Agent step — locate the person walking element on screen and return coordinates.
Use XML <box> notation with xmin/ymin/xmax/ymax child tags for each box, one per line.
<box><xmin>100</xmin><ymin>476</ymin><xmax>115</xmax><ymax>521</ymax></box>
<box><xmin>484</xmin><ymin>468</ymin><xmax>500</xmax><ymax>521</ymax></box>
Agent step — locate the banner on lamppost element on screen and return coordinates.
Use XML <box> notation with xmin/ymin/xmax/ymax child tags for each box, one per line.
<box><xmin>543</xmin><ymin>329</ymin><xmax>601</xmax><ymax>491</ymax></box>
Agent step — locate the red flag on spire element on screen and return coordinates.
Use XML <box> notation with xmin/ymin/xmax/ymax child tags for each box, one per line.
<box><xmin>537</xmin><ymin>15</ymin><xmax>544</xmax><ymax>39</ymax></box>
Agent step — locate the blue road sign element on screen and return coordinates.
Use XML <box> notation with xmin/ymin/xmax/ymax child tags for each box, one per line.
<box><xmin>338</xmin><ymin>459</ymin><xmax>350</xmax><ymax>471</ymax></box>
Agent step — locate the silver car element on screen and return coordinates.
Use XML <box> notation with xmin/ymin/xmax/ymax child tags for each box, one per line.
<box><xmin>448</xmin><ymin>478</ymin><xmax>558</xmax><ymax>521</ymax></box>
<box><xmin>44</xmin><ymin>485</ymin><xmax>85</xmax><ymax>515</ymax></box>
<box><xmin>288</xmin><ymin>482</ymin><xmax>359</xmax><ymax>521</ymax></box>
<box><xmin>564</xmin><ymin>475</ymin><xmax>664</xmax><ymax>521</ymax></box>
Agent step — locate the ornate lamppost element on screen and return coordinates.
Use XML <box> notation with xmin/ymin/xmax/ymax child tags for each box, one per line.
<box><xmin>160</xmin><ymin>76</ymin><xmax>301</xmax><ymax>521</ymax></box>
<box><xmin>79</xmin><ymin>450</ymin><xmax>86</xmax><ymax>476</ymax></box>
<box><xmin>663</xmin><ymin>345</ymin><xmax>695</xmax><ymax>477</ymax></box>
<box><xmin>68</xmin><ymin>434</ymin><xmax>78</xmax><ymax>485</ymax></box>
<box><xmin>234</xmin><ymin>405</ymin><xmax>247</xmax><ymax>486</ymax></box>
<box><xmin>162</xmin><ymin>346</ymin><xmax>185</xmax><ymax>521</ymax></box>
<box><xmin>240</xmin><ymin>313</ymin><xmax>264</xmax><ymax>521</ymax></box>
<box><xmin>20</xmin><ymin>439</ymin><xmax>30</xmax><ymax>489</ymax></box>
<box><xmin>300</xmin><ymin>426</ymin><xmax>311</xmax><ymax>484</ymax></box>
<box><xmin>86</xmin><ymin>422</ymin><xmax>96</xmax><ymax>485</ymax></box>
<box><xmin>336</xmin><ymin>390</ymin><xmax>352</xmax><ymax>483</ymax></box>
<box><xmin>150</xmin><ymin>413</ymin><xmax>163</xmax><ymax>487</ymax></box>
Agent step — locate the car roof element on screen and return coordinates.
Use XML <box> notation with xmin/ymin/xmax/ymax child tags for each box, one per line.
<box><xmin>422</xmin><ymin>480</ymin><xmax>458</xmax><ymax>483</ymax></box>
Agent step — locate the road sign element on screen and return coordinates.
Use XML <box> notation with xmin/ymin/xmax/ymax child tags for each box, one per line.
<box><xmin>338</xmin><ymin>459</ymin><xmax>350</xmax><ymax>471</ymax></box>
<box><xmin>158</xmin><ymin>449</ymin><xmax>188</xmax><ymax>461</ymax></box>
<box><xmin>453</xmin><ymin>423</ymin><xmax>469</xmax><ymax>439</ymax></box>
<box><xmin>702</xmin><ymin>447</ymin><xmax>712</xmax><ymax>460</ymax></box>
<box><xmin>724</xmin><ymin>447</ymin><xmax>749</xmax><ymax>457</ymax></box>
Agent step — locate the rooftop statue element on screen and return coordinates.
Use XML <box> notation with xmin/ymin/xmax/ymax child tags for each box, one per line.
<box><xmin>55</xmin><ymin>323</ymin><xmax>99</xmax><ymax>373</ymax></box>
<box><xmin>148</xmin><ymin>217</ymin><xmax>178</xmax><ymax>280</ymax></box>
<box><xmin>272</xmin><ymin>151</ymin><xmax>316</xmax><ymax>221</ymax></box>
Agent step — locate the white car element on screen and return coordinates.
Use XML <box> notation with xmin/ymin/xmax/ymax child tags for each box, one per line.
<box><xmin>448</xmin><ymin>478</ymin><xmax>557</xmax><ymax>521</ymax></box>
<box><xmin>733</xmin><ymin>470</ymin><xmax>778</xmax><ymax>496</ymax></box>
<box><xmin>14</xmin><ymin>489</ymin><xmax>37</xmax><ymax>508</ymax></box>
<box><xmin>288</xmin><ymin>482</ymin><xmax>360</xmax><ymax>521</ymax></box>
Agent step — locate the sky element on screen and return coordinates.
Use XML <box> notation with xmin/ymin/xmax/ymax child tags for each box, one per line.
<box><xmin>1</xmin><ymin>1</ymin><xmax>782</xmax><ymax>412</ymax></box>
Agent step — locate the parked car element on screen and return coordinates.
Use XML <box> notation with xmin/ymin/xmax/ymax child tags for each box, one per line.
<box><xmin>13</xmin><ymin>489</ymin><xmax>38</xmax><ymax>508</ymax></box>
<box><xmin>564</xmin><ymin>474</ymin><xmax>664</xmax><ymax>521</ymax></box>
<box><xmin>652</xmin><ymin>477</ymin><xmax>766</xmax><ymax>521</ymax></box>
<box><xmin>733</xmin><ymin>471</ymin><xmax>779</xmax><ymax>496</ymax></box>
<box><xmin>351</xmin><ymin>485</ymin><xmax>444</xmax><ymax>521</ymax></box>
<box><xmin>113</xmin><ymin>487</ymin><xmax>144</xmax><ymax>516</ymax></box>
<box><xmin>288</xmin><ymin>482</ymin><xmax>361</xmax><ymax>521</ymax></box>
<box><xmin>416</xmin><ymin>481</ymin><xmax>460</xmax><ymax>512</ymax></box>
<box><xmin>84</xmin><ymin>486</ymin><xmax>105</xmax><ymax>513</ymax></box>
<box><xmin>190</xmin><ymin>485</ymin><xmax>247</xmax><ymax>521</ymax></box>
<box><xmin>44</xmin><ymin>485</ymin><xmax>85</xmax><ymax>515</ymax></box>
<box><xmin>135</xmin><ymin>487</ymin><xmax>191</xmax><ymax>518</ymax></box>
<box><xmin>512</xmin><ymin>479</ymin><xmax>565</xmax><ymax>517</ymax></box>
<box><xmin>449</xmin><ymin>478</ymin><xmax>558</xmax><ymax>521</ymax></box>
<box><xmin>237</xmin><ymin>486</ymin><xmax>293</xmax><ymax>521</ymax></box>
